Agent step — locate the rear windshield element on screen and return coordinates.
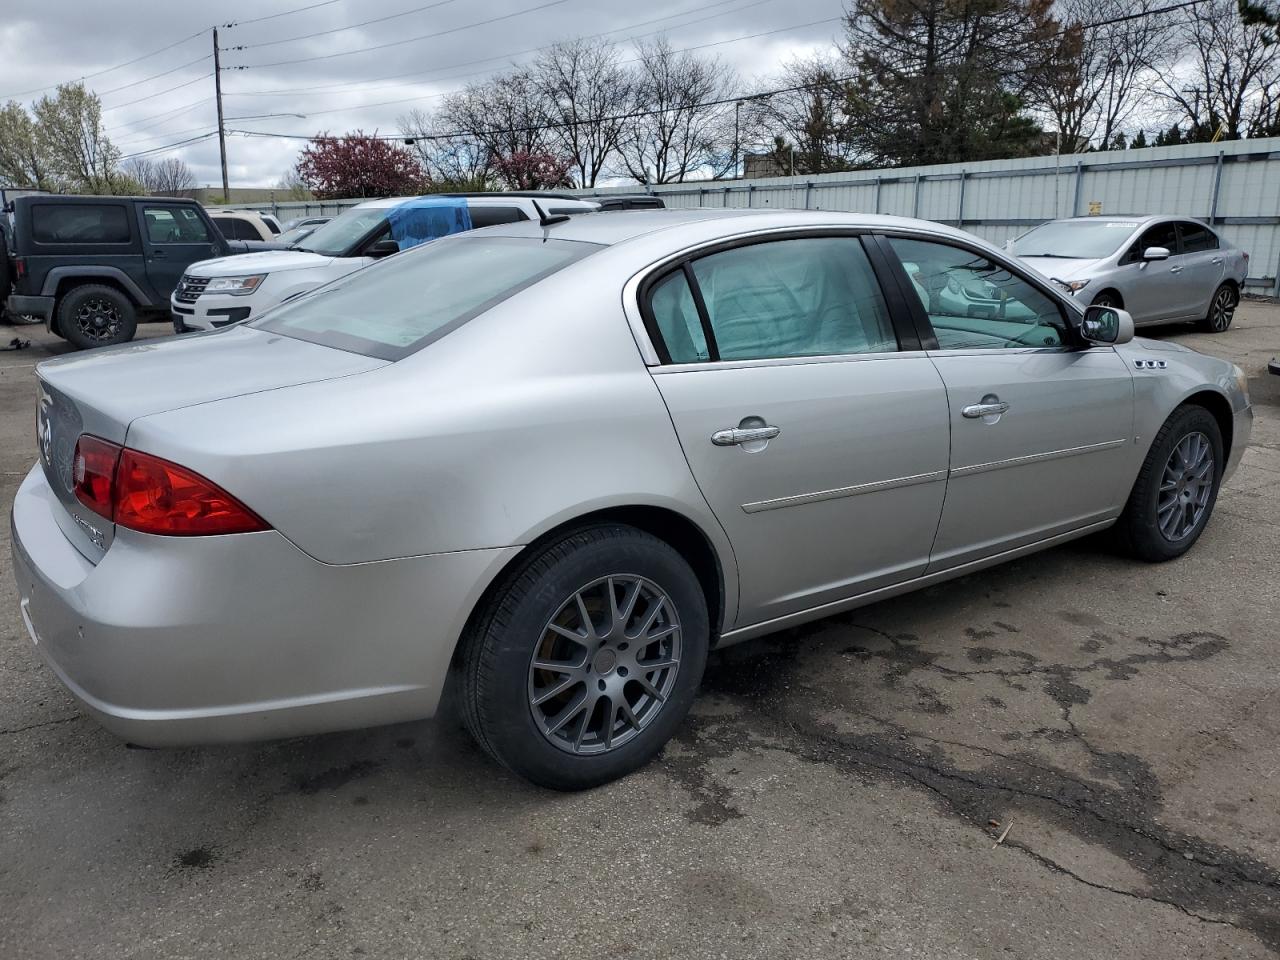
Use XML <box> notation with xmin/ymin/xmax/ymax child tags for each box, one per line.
<box><xmin>1013</xmin><ymin>220</ymin><xmax>1139</xmax><ymax>259</ymax></box>
<box><xmin>252</xmin><ymin>235</ymin><xmax>601</xmax><ymax>360</ymax></box>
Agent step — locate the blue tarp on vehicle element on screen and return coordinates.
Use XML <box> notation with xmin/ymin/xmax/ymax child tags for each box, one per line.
<box><xmin>386</xmin><ymin>197</ymin><xmax>472</xmax><ymax>251</ymax></box>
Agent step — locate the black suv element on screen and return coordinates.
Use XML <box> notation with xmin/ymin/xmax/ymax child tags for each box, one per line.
<box><xmin>3</xmin><ymin>195</ymin><xmax>235</xmax><ymax>349</ymax></box>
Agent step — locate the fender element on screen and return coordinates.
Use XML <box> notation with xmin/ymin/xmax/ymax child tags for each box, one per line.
<box><xmin>40</xmin><ymin>266</ymin><xmax>153</xmax><ymax>306</ymax></box>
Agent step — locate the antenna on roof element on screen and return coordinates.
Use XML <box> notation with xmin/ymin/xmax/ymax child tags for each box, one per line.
<box><xmin>530</xmin><ymin>197</ymin><xmax>569</xmax><ymax>227</ymax></box>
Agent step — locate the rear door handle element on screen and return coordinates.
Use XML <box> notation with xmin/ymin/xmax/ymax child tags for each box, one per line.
<box><xmin>1168</xmin><ymin>265</ymin><xmax>1183</xmax><ymax>273</ymax></box>
<box><xmin>712</xmin><ymin>425</ymin><xmax>781</xmax><ymax>446</ymax></box>
<box><xmin>1212</xmin><ymin>257</ymin><xmax>1224</xmax><ymax>264</ymax></box>
<box><xmin>962</xmin><ymin>399</ymin><xmax>1010</xmax><ymax>419</ymax></box>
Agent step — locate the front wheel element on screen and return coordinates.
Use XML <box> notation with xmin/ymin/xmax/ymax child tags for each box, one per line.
<box><xmin>460</xmin><ymin>524</ymin><xmax>709</xmax><ymax>790</ymax></box>
<box><xmin>1114</xmin><ymin>405</ymin><xmax>1223</xmax><ymax>562</ymax></box>
<box><xmin>1199</xmin><ymin>283</ymin><xmax>1237</xmax><ymax>333</ymax></box>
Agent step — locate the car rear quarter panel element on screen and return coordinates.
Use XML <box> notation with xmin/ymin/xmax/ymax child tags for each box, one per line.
<box><xmin>125</xmin><ymin>255</ymin><xmax>738</xmax><ymax>616</ymax></box>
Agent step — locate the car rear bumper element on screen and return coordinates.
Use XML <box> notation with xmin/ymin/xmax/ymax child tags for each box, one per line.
<box><xmin>6</xmin><ymin>293</ymin><xmax>53</xmax><ymax>320</ymax></box>
<box><xmin>10</xmin><ymin>464</ymin><xmax>518</xmax><ymax>746</ymax></box>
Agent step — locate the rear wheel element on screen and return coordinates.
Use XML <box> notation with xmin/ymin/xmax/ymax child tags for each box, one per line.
<box><xmin>1199</xmin><ymin>283</ymin><xmax>1237</xmax><ymax>333</ymax></box>
<box><xmin>1114</xmin><ymin>405</ymin><xmax>1223</xmax><ymax>562</ymax></box>
<box><xmin>58</xmin><ymin>284</ymin><xmax>137</xmax><ymax>349</ymax></box>
<box><xmin>460</xmin><ymin>524</ymin><xmax>709</xmax><ymax>790</ymax></box>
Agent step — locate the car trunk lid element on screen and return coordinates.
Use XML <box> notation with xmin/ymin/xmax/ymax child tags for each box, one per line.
<box><xmin>35</xmin><ymin>326</ymin><xmax>386</xmax><ymax>561</ymax></box>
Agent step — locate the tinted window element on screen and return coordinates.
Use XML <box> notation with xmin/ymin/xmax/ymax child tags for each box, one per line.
<box><xmin>1180</xmin><ymin>222</ymin><xmax>1218</xmax><ymax>252</ymax></box>
<box><xmin>469</xmin><ymin>206</ymin><xmax>528</xmax><ymax>228</ymax></box>
<box><xmin>648</xmin><ymin>269</ymin><xmax>710</xmax><ymax>363</ymax></box>
<box><xmin>32</xmin><ymin>204</ymin><xmax>130</xmax><ymax>244</ymax></box>
<box><xmin>145</xmin><ymin>206</ymin><xmax>211</xmax><ymax>243</ymax></box>
<box><xmin>1127</xmin><ymin>221</ymin><xmax>1178</xmax><ymax>262</ymax></box>
<box><xmin>683</xmin><ymin>237</ymin><xmax>896</xmax><ymax>361</ymax></box>
<box><xmin>253</xmin><ymin>235</ymin><xmax>600</xmax><ymax>360</ymax></box>
<box><xmin>1012</xmin><ymin>219</ymin><xmax>1138</xmax><ymax>259</ymax></box>
<box><xmin>889</xmin><ymin>237</ymin><xmax>1066</xmax><ymax>350</ymax></box>
<box><xmin>213</xmin><ymin>217</ymin><xmax>259</xmax><ymax>240</ymax></box>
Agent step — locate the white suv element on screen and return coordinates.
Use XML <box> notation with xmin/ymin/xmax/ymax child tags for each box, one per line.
<box><xmin>171</xmin><ymin>194</ymin><xmax>599</xmax><ymax>332</ymax></box>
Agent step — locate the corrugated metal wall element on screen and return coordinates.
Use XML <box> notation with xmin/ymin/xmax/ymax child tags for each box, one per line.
<box><xmin>577</xmin><ymin>137</ymin><xmax>1280</xmax><ymax>291</ymax></box>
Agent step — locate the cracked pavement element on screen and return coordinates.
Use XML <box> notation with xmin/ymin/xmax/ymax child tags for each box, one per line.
<box><xmin>2</xmin><ymin>305</ymin><xmax>1278</xmax><ymax>959</ymax></box>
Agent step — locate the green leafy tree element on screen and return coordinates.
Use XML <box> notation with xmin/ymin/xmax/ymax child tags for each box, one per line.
<box><xmin>32</xmin><ymin>83</ymin><xmax>120</xmax><ymax>193</ymax></box>
<box><xmin>0</xmin><ymin>101</ymin><xmax>56</xmax><ymax>190</ymax></box>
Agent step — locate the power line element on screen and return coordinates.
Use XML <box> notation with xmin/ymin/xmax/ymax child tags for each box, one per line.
<box><xmin>227</xmin><ymin>0</ymin><xmax>465</xmax><ymax>50</ymax></box>
<box><xmin>225</xmin><ymin>0</ymin><xmax>783</xmax><ymax>100</ymax></box>
<box><xmin>0</xmin><ymin>27</ymin><xmax>209</xmax><ymax>100</ymax></box>
<box><xmin>226</xmin><ymin>0</ymin><xmax>573</xmax><ymax>69</ymax></box>
<box><xmin>102</xmin><ymin>72</ymin><xmax>214</xmax><ymax>111</ymax></box>
<box><xmin>222</xmin><ymin>0</ymin><xmax>768</xmax><ymax>98</ymax></box>
<box><xmin>226</xmin><ymin>13</ymin><xmax>839</xmax><ymax>121</ymax></box>
<box><xmin>118</xmin><ymin>130</ymin><xmax>219</xmax><ymax>161</ymax></box>
<box><xmin>94</xmin><ymin>54</ymin><xmax>212</xmax><ymax>97</ymax></box>
<box><xmin>224</xmin><ymin>0</ymin><xmax>345</xmax><ymax>27</ymax></box>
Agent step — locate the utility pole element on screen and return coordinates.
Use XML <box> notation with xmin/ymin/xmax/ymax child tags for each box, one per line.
<box><xmin>212</xmin><ymin>28</ymin><xmax>229</xmax><ymax>204</ymax></box>
<box><xmin>734</xmin><ymin>100</ymin><xmax>743</xmax><ymax>180</ymax></box>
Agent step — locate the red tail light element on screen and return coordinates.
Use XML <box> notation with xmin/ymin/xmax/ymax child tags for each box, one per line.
<box><xmin>13</xmin><ymin>257</ymin><xmax>26</xmax><ymax>279</ymax></box>
<box><xmin>72</xmin><ymin>435</ymin><xmax>269</xmax><ymax>536</ymax></box>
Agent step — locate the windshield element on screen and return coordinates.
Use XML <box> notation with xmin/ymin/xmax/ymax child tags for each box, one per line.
<box><xmin>276</xmin><ymin>225</ymin><xmax>313</xmax><ymax>247</ymax></box>
<box><xmin>252</xmin><ymin>235</ymin><xmax>601</xmax><ymax>360</ymax></box>
<box><xmin>1013</xmin><ymin>220</ymin><xmax>1139</xmax><ymax>259</ymax></box>
<box><xmin>293</xmin><ymin>205</ymin><xmax>391</xmax><ymax>257</ymax></box>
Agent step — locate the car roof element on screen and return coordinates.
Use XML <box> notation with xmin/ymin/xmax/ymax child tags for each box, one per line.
<box><xmin>347</xmin><ymin>195</ymin><xmax>598</xmax><ymax>211</ymax></box>
<box><xmin>480</xmin><ymin>208</ymin><xmax>979</xmax><ymax>247</ymax></box>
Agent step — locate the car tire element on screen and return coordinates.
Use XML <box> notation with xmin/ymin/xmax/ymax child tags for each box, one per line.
<box><xmin>460</xmin><ymin>523</ymin><xmax>709</xmax><ymax>790</ymax></box>
<box><xmin>58</xmin><ymin>285</ymin><xmax>137</xmax><ymax>349</ymax></box>
<box><xmin>1199</xmin><ymin>283</ymin><xmax>1237</xmax><ymax>333</ymax></box>
<box><xmin>1113</xmin><ymin>405</ymin><xmax>1223</xmax><ymax>562</ymax></box>
<box><xmin>1091</xmin><ymin>291</ymin><xmax>1121</xmax><ymax>309</ymax></box>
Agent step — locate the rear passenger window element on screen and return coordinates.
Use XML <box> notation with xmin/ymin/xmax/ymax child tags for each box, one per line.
<box><xmin>648</xmin><ymin>269</ymin><xmax>710</xmax><ymax>363</ymax></box>
<box><xmin>32</xmin><ymin>204</ymin><xmax>130</xmax><ymax>244</ymax></box>
<box><xmin>469</xmin><ymin>206</ymin><xmax>528</xmax><ymax>228</ymax></box>
<box><xmin>1180</xmin><ymin>222</ymin><xmax>1218</xmax><ymax>252</ymax></box>
<box><xmin>687</xmin><ymin>237</ymin><xmax>896</xmax><ymax>360</ymax></box>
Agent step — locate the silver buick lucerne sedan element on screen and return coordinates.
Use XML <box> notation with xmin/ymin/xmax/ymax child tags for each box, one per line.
<box><xmin>1013</xmin><ymin>215</ymin><xmax>1249</xmax><ymax>331</ymax></box>
<box><xmin>11</xmin><ymin>210</ymin><xmax>1252</xmax><ymax>789</ymax></box>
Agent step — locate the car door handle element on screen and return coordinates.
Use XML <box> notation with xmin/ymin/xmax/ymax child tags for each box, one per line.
<box><xmin>1168</xmin><ymin>265</ymin><xmax>1182</xmax><ymax>273</ymax></box>
<box><xmin>1212</xmin><ymin>257</ymin><xmax>1224</xmax><ymax>264</ymax></box>
<box><xmin>962</xmin><ymin>400</ymin><xmax>1010</xmax><ymax>419</ymax></box>
<box><xmin>711</xmin><ymin>425</ymin><xmax>781</xmax><ymax>446</ymax></box>
<box><xmin>151</xmin><ymin>249</ymin><xmax>167</xmax><ymax>258</ymax></box>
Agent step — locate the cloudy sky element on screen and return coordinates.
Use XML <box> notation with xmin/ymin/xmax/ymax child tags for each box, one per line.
<box><xmin>0</xmin><ymin>0</ymin><xmax>844</xmax><ymax>188</ymax></box>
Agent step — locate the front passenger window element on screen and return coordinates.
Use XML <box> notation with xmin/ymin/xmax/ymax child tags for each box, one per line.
<box><xmin>888</xmin><ymin>237</ymin><xmax>1066</xmax><ymax>350</ymax></box>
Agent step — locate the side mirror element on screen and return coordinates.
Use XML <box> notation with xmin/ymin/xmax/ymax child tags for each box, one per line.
<box><xmin>367</xmin><ymin>238</ymin><xmax>400</xmax><ymax>258</ymax></box>
<box><xmin>1143</xmin><ymin>246</ymin><xmax>1171</xmax><ymax>261</ymax></box>
<box><xmin>1081</xmin><ymin>304</ymin><xmax>1134</xmax><ymax>345</ymax></box>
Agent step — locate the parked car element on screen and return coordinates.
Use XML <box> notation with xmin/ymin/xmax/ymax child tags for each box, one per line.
<box><xmin>13</xmin><ymin>210</ymin><xmax>1251</xmax><ymax>789</ymax></box>
<box><xmin>3</xmin><ymin>195</ymin><xmax>239</xmax><ymax>348</ymax></box>
<box><xmin>273</xmin><ymin>224</ymin><xmax>319</xmax><ymax>248</ymax></box>
<box><xmin>207</xmin><ymin>210</ymin><xmax>278</xmax><ymax>243</ymax></box>
<box><xmin>280</xmin><ymin>215</ymin><xmax>331</xmax><ymax>232</ymax></box>
<box><xmin>1012</xmin><ymin>216</ymin><xmax>1248</xmax><ymax>332</ymax></box>
<box><xmin>172</xmin><ymin>193</ymin><xmax>599</xmax><ymax>332</ymax></box>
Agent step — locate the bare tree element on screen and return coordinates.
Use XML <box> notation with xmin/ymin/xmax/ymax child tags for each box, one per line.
<box><xmin>399</xmin><ymin>107</ymin><xmax>491</xmax><ymax>190</ymax></box>
<box><xmin>1161</xmin><ymin>0</ymin><xmax>1280</xmax><ymax>139</ymax></box>
<box><xmin>275</xmin><ymin>167</ymin><xmax>311</xmax><ymax>200</ymax></box>
<box><xmin>616</xmin><ymin>37</ymin><xmax>738</xmax><ymax>183</ymax></box>
<box><xmin>121</xmin><ymin>156</ymin><xmax>195</xmax><ymax>196</ymax></box>
<box><xmin>751</xmin><ymin>53</ymin><xmax>860</xmax><ymax>174</ymax></box>
<box><xmin>1031</xmin><ymin>0</ymin><xmax>1176</xmax><ymax>150</ymax></box>
<box><xmin>440</xmin><ymin>68</ymin><xmax>556</xmax><ymax>165</ymax></box>
<box><xmin>534</xmin><ymin>38</ymin><xmax>632</xmax><ymax>188</ymax></box>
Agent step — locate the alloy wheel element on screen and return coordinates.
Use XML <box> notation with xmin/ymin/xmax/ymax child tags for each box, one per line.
<box><xmin>74</xmin><ymin>297</ymin><xmax>122</xmax><ymax>342</ymax></box>
<box><xmin>1157</xmin><ymin>431</ymin><xmax>1214</xmax><ymax>542</ymax></box>
<box><xmin>1210</xmin><ymin>287</ymin><xmax>1236</xmax><ymax>332</ymax></box>
<box><xmin>528</xmin><ymin>575</ymin><xmax>681</xmax><ymax>756</ymax></box>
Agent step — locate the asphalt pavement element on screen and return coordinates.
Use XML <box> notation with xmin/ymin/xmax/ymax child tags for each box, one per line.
<box><xmin>2</xmin><ymin>309</ymin><xmax>1278</xmax><ymax>959</ymax></box>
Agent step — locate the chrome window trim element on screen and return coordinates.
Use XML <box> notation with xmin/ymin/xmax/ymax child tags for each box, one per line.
<box><xmin>650</xmin><ymin>349</ymin><xmax>930</xmax><ymax>375</ymax></box>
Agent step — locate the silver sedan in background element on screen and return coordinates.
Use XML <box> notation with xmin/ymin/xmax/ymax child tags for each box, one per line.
<box><xmin>1013</xmin><ymin>215</ymin><xmax>1248</xmax><ymax>332</ymax></box>
<box><xmin>10</xmin><ymin>210</ymin><xmax>1252</xmax><ymax>790</ymax></box>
